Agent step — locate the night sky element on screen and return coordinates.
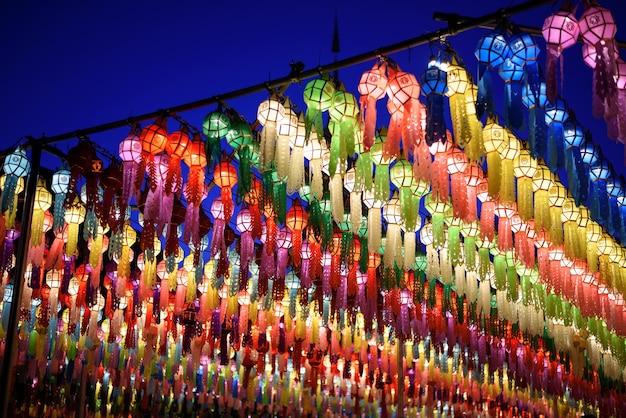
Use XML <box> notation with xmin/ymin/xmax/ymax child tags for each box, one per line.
<box><xmin>2</xmin><ymin>0</ymin><xmax>626</xmax><ymax>179</ymax></box>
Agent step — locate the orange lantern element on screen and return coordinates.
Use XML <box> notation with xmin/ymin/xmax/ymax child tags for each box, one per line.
<box><xmin>286</xmin><ymin>200</ymin><xmax>308</xmax><ymax>267</ymax></box>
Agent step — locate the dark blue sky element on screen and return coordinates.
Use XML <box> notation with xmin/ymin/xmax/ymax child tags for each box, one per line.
<box><xmin>2</xmin><ymin>0</ymin><xmax>625</xmax><ymax>180</ymax></box>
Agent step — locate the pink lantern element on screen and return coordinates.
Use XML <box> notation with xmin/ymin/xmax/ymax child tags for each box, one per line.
<box><xmin>236</xmin><ymin>208</ymin><xmax>255</xmax><ymax>289</ymax></box>
<box><xmin>542</xmin><ymin>7</ymin><xmax>580</xmax><ymax>102</ymax></box>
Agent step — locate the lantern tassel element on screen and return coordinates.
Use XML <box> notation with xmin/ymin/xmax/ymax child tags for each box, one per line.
<box><xmin>546</xmin><ymin>45</ymin><xmax>560</xmax><ymax>104</ymax></box>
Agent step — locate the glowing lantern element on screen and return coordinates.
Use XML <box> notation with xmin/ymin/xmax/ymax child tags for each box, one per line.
<box><xmin>358</xmin><ymin>61</ymin><xmax>388</xmax><ymax>151</ymax></box>
<box><xmin>482</xmin><ymin>120</ymin><xmax>508</xmax><ymax>199</ymax></box>
<box><xmin>31</xmin><ymin>179</ymin><xmax>52</xmax><ymax>247</ymax></box>
<box><xmin>445</xmin><ymin>56</ymin><xmax>471</xmax><ymax>148</ymax></box>
<box><xmin>507</xmin><ymin>31</ymin><xmax>540</xmax><ymax>131</ymax></box>
<box><xmin>328</xmin><ymin>87</ymin><xmax>359</xmax><ymax>176</ymax></box>
<box><xmin>1</xmin><ymin>146</ymin><xmax>30</xmax><ymax>227</ymax></box>
<box><xmin>257</xmin><ymin>96</ymin><xmax>285</xmax><ymax>171</ymax></box>
<box><xmin>274</xmin><ymin>98</ymin><xmax>298</xmax><ymax>181</ymax></box>
<box><xmin>303</xmin><ymin>128</ymin><xmax>327</xmax><ymax>200</ymax></box>
<box><xmin>303</xmin><ymin>76</ymin><xmax>336</xmax><ymax>140</ymax></box>
<box><xmin>371</xmin><ymin>129</ymin><xmax>395</xmax><ymax>203</ymax></box>
<box><xmin>50</xmin><ymin>168</ymin><xmax>71</xmax><ymax>234</ymax></box>
<box><xmin>474</xmin><ymin>30</ymin><xmax>511</xmax><ymax>119</ymax></box>
<box><xmin>391</xmin><ymin>158</ymin><xmax>419</xmax><ymax>232</ymax></box>
<box><xmin>424</xmin><ymin>193</ymin><xmax>450</xmax><ymax>250</ymax></box>
<box><xmin>579</xmin><ymin>3</ymin><xmax>617</xmax><ymax>120</ymax></box>
<box><xmin>513</xmin><ymin>148</ymin><xmax>538</xmax><ymax>221</ymax></box>
<box><xmin>182</xmin><ymin>136</ymin><xmax>208</xmax><ymax>251</ymax></box>
<box><xmin>382</xmin><ymin>194</ymin><xmax>404</xmax><ymax>269</ymax></box>
<box><xmin>64</xmin><ymin>201</ymin><xmax>86</xmax><ymax>257</ymax></box>
<box><xmin>138</xmin><ymin>115</ymin><xmax>168</xmax><ymax>190</ymax></box>
<box><xmin>286</xmin><ymin>200</ymin><xmax>308</xmax><ymax>267</ymax></box>
<box><xmin>203</xmin><ymin>108</ymin><xmax>231</xmax><ymax>167</ymax></box>
<box><xmin>542</xmin><ymin>6</ymin><xmax>579</xmax><ymax>102</ymax></box>
<box><xmin>420</xmin><ymin>57</ymin><xmax>448</xmax><ymax>146</ymax></box>
<box><xmin>164</xmin><ymin>126</ymin><xmax>190</xmax><ymax>195</ymax></box>
<box><xmin>213</xmin><ymin>159</ymin><xmax>237</xmax><ymax>225</ymax></box>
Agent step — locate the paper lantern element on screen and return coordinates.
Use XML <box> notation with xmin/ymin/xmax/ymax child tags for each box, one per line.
<box><xmin>138</xmin><ymin>116</ymin><xmax>168</xmax><ymax>194</ymax></box>
<box><xmin>258</xmin><ymin>97</ymin><xmax>285</xmax><ymax>171</ymax></box>
<box><xmin>49</xmin><ymin>168</ymin><xmax>71</xmax><ymax>234</ymax></box>
<box><xmin>303</xmin><ymin>129</ymin><xmax>327</xmax><ymax>200</ymax></box>
<box><xmin>474</xmin><ymin>30</ymin><xmax>511</xmax><ymax>119</ymax></box>
<box><xmin>542</xmin><ymin>7</ymin><xmax>579</xmax><ymax>102</ymax></box>
<box><xmin>382</xmin><ymin>194</ymin><xmax>404</xmax><ymax>269</ymax></box>
<box><xmin>203</xmin><ymin>108</ymin><xmax>231</xmax><ymax>167</ymax></box>
<box><xmin>64</xmin><ymin>201</ymin><xmax>86</xmax><ymax>257</ymax></box>
<box><xmin>358</xmin><ymin>61</ymin><xmax>388</xmax><ymax>151</ymax></box>
<box><xmin>482</xmin><ymin>120</ymin><xmax>508</xmax><ymax>199</ymax></box>
<box><xmin>328</xmin><ymin>88</ymin><xmax>359</xmax><ymax>176</ymax></box>
<box><xmin>303</xmin><ymin>76</ymin><xmax>336</xmax><ymax>140</ymax></box>
<box><xmin>31</xmin><ymin>179</ymin><xmax>52</xmax><ymax>247</ymax></box>
<box><xmin>180</xmin><ymin>136</ymin><xmax>208</xmax><ymax>252</ymax></box>
<box><xmin>164</xmin><ymin>127</ymin><xmax>190</xmax><ymax>195</ymax></box>
<box><xmin>118</xmin><ymin>132</ymin><xmax>142</xmax><ymax>218</ymax></box>
<box><xmin>513</xmin><ymin>149</ymin><xmax>538</xmax><ymax>221</ymax></box>
<box><xmin>287</xmin><ymin>114</ymin><xmax>307</xmax><ymax>195</ymax></box>
<box><xmin>286</xmin><ymin>200</ymin><xmax>308</xmax><ymax>267</ymax></box>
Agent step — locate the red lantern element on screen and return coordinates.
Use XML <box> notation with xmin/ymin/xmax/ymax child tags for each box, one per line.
<box><xmin>164</xmin><ymin>127</ymin><xmax>190</xmax><ymax>195</ymax></box>
<box><xmin>286</xmin><ymin>200</ymin><xmax>308</xmax><ymax>267</ymax></box>
<box><xmin>385</xmin><ymin>64</ymin><xmax>422</xmax><ymax>158</ymax></box>
<box><xmin>213</xmin><ymin>158</ymin><xmax>238</xmax><ymax>224</ymax></box>
<box><xmin>139</xmin><ymin>115</ymin><xmax>168</xmax><ymax>191</ymax></box>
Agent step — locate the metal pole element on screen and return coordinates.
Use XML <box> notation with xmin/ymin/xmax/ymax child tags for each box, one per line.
<box><xmin>33</xmin><ymin>0</ymin><xmax>555</xmax><ymax>147</ymax></box>
<box><xmin>0</xmin><ymin>141</ymin><xmax>42</xmax><ymax>417</ymax></box>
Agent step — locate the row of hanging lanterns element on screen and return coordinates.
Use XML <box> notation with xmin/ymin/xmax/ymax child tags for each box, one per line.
<box><xmin>1</xmin><ymin>1</ymin><xmax>626</xmax><ymax>416</ymax></box>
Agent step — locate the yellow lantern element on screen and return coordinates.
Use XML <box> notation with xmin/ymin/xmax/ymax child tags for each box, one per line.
<box><xmin>513</xmin><ymin>149</ymin><xmax>537</xmax><ymax>221</ymax></box>
<box><xmin>257</xmin><ymin>96</ymin><xmax>285</xmax><ymax>171</ymax></box>
<box><xmin>64</xmin><ymin>200</ymin><xmax>86</xmax><ymax>257</ymax></box>
<box><xmin>31</xmin><ymin>179</ymin><xmax>52</xmax><ymax>247</ymax></box>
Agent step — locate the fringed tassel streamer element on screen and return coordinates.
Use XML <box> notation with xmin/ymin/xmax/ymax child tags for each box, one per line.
<box><xmin>487</xmin><ymin>152</ymin><xmax>502</xmax><ymax>199</ymax></box>
<box><xmin>399</xmin><ymin>187</ymin><xmax>419</xmax><ymax>233</ymax></box>
<box><xmin>309</xmin><ymin>158</ymin><xmax>324</xmax><ymax>201</ymax></box>
<box><xmin>367</xmin><ymin>206</ymin><xmax>382</xmax><ymax>254</ymax></box>
<box><xmin>545</xmin><ymin>46</ymin><xmax>560</xmax><ymax>104</ymax></box>
<box><xmin>476</xmin><ymin>64</ymin><xmax>494</xmax><ymax>120</ymax></box>
<box><xmin>505</xmin><ymin>80</ymin><xmax>524</xmax><ymax>131</ymax></box>
<box><xmin>383</xmin><ymin>223</ymin><xmax>402</xmax><ymax>270</ymax></box>
<box><xmin>425</xmin><ymin>95</ymin><xmax>446</xmax><ymax>146</ymax></box>
<box><xmin>533</xmin><ymin>189</ymin><xmax>551</xmax><ymax>233</ymax></box>
<box><xmin>361</xmin><ymin>96</ymin><xmax>378</xmax><ymax>151</ymax></box>
<box><xmin>497</xmin><ymin>216</ymin><xmax>513</xmax><ymax>251</ymax></box>
<box><xmin>549</xmin><ymin>206</ymin><xmax>564</xmax><ymax>246</ymax></box>
<box><xmin>287</xmin><ymin>145</ymin><xmax>305</xmax><ymax>195</ymax></box>
<box><xmin>260</xmin><ymin>122</ymin><xmax>278</xmax><ymax>171</ymax></box>
<box><xmin>355</xmin><ymin>152</ymin><xmax>373</xmax><ymax>192</ymax></box>
<box><xmin>479</xmin><ymin>201</ymin><xmax>495</xmax><ymax>243</ymax></box>
<box><xmin>450</xmin><ymin>172</ymin><xmax>469</xmax><ymax>221</ymax></box>
<box><xmin>350</xmin><ymin>191</ymin><xmax>363</xmax><ymax>235</ymax></box>
<box><xmin>374</xmin><ymin>164</ymin><xmax>390</xmax><ymax>203</ymax></box>
<box><xmin>329</xmin><ymin>173</ymin><xmax>344</xmax><ymax>224</ymax></box>
<box><xmin>517</xmin><ymin>177</ymin><xmax>533</xmax><ymax>221</ymax></box>
<box><xmin>413</xmin><ymin>140</ymin><xmax>432</xmax><ymax>183</ymax></box>
<box><xmin>237</xmin><ymin>147</ymin><xmax>253</xmax><ymax>200</ymax></box>
<box><xmin>430</xmin><ymin>149</ymin><xmax>449</xmax><ymax>203</ymax></box>
<box><xmin>384</xmin><ymin>112</ymin><xmax>402</xmax><ymax>161</ymax></box>
<box><xmin>499</xmin><ymin>158</ymin><xmax>515</xmax><ymax>204</ymax></box>
<box><xmin>404</xmin><ymin>230</ymin><xmax>416</xmax><ymax>270</ymax></box>
<box><xmin>275</xmin><ymin>134</ymin><xmax>291</xmax><ymax>181</ymax></box>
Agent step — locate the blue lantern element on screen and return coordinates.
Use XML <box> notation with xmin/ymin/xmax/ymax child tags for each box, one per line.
<box><xmin>420</xmin><ymin>58</ymin><xmax>448</xmax><ymax>145</ymax></box>
<box><xmin>51</xmin><ymin>168</ymin><xmax>71</xmax><ymax>233</ymax></box>
<box><xmin>544</xmin><ymin>98</ymin><xmax>568</xmax><ymax>172</ymax></box>
<box><xmin>475</xmin><ymin>31</ymin><xmax>511</xmax><ymax>120</ymax></box>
